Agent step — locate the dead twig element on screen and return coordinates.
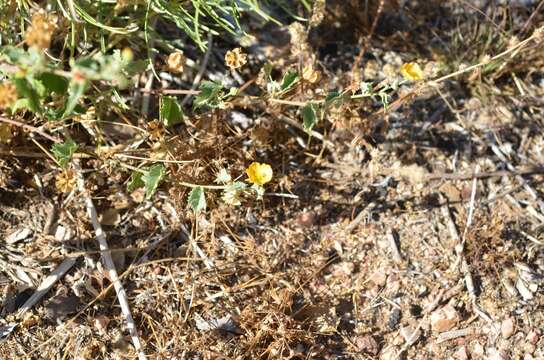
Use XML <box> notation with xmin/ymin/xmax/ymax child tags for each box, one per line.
<box><xmin>138</xmin><ymin>88</ymin><xmax>200</xmax><ymax>95</ymax></box>
<box><xmin>74</xmin><ymin>161</ymin><xmax>146</xmax><ymax>360</ymax></box>
<box><xmin>425</xmin><ymin>166</ymin><xmax>544</xmax><ymax>181</ymax></box>
<box><xmin>16</xmin><ymin>257</ymin><xmax>77</xmax><ymax>319</ymax></box>
<box><xmin>387</xmin><ymin>229</ymin><xmax>402</xmax><ymax>263</ymax></box>
<box><xmin>345</xmin><ymin>202</ymin><xmax>375</xmax><ymax>234</ymax></box>
<box><xmin>436</xmin><ymin>327</ymin><xmax>477</xmax><ymax>344</ymax></box>
<box><xmin>0</xmin><ymin>116</ymin><xmax>61</xmax><ymax>143</ymax></box>
<box><xmin>441</xmin><ymin>193</ymin><xmax>493</xmax><ymax>323</ymax></box>
<box><xmin>521</xmin><ymin>0</ymin><xmax>544</xmax><ymax>34</ymax></box>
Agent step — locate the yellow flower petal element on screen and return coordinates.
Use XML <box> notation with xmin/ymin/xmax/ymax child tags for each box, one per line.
<box><xmin>246</xmin><ymin>162</ymin><xmax>273</xmax><ymax>186</ymax></box>
<box><xmin>400</xmin><ymin>62</ymin><xmax>424</xmax><ymax>81</ymax></box>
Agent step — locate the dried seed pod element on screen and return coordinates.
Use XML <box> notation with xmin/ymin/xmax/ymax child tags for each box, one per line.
<box><xmin>25</xmin><ymin>10</ymin><xmax>58</xmax><ymax>49</ymax></box>
<box><xmin>224</xmin><ymin>48</ymin><xmax>247</xmax><ymax>71</ymax></box>
<box><xmin>0</xmin><ymin>82</ymin><xmax>17</xmax><ymax>109</ymax></box>
<box><xmin>55</xmin><ymin>169</ymin><xmax>77</xmax><ymax>193</ymax></box>
<box><xmin>166</xmin><ymin>51</ymin><xmax>186</xmax><ymax>73</ymax></box>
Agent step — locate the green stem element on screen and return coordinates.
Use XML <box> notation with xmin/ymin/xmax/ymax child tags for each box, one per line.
<box><xmin>176</xmin><ymin>181</ymin><xmax>227</xmax><ymax>190</ymax></box>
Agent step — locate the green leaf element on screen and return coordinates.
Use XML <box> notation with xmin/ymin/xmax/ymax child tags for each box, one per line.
<box><xmin>11</xmin><ymin>98</ymin><xmax>30</xmax><ymax>113</ymax></box>
<box><xmin>188</xmin><ymin>186</ymin><xmax>206</xmax><ymax>213</ymax></box>
<box><xmin>1</xmin><ymin>46</ymin><xmax>44</xmax><ymax>70</ymax></box>
<box><xmin>160</xmin><ymin>96</ymin><xmax>184</xmax><ymax>127</ymax></box>
<box><xmin>193</xmin><ymin>81</ymin><xmax>224</xmax><ymax>109</ymax></box>
<box><xmin>127</xmin><ymin>171</ymin><xmax>144</xmax><ymax>192</ymax></box>
<box><xmin>61</xmin><ymin>80</ymin><xmax>87</xmax><ymax>118</ymax></box>
<box><xmin>262</xmin><ymin>63</ymin><xmax>273</xmax><ymax>82</ymax></box>
<box><xmin>251</xmin><ymin>183</ymin><xmax>265</xmax><ymax>200</ymax></box>
<box><xmin>324</xmin><ymin>91</ymin><xmax>345</xmax><ymax>109</ymax></box>
<box><xmin>1</xmin><ymin>46</ymin><xmax>27</xmax><ymax>63</ymax></box>
<box><xmin>359</xmin><ymin>82</ymin><xmax>373</xmax><ymax>95</ymax></box>
<box><xmin>301</xmin><ymin>103</ymin><xmax>319</xmax><ymax>133</ymax></box>
<box><xmin>51</xmin><ymin>139</ymin><xmax>78</xmax><ymax>168</ymax></box>
<box><xmin>37</xmin><ymin>73</ymin><xmax>69</xmax><ymax>95</ymax></box>
<box><xmin>142</xmin><ymin>164</ymin><xmax>165</xmax><ymax>199</ymax></box>
<box><xmin>13</xmin><ymin>77</ymin><xmax>42</xmax><ymax>114</ymax></box>
<box><xmin>280</xmin><ymin>70</ymin><xmax>299</xmax><ymax>92</ymax></box>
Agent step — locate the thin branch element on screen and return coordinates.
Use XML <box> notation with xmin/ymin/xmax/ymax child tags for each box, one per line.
<box><xmin>0</xmin><ymin>116</ymin><xmax>61</xmax><ymax>143</ymax></box>
<box><xmin>74</xmin><ymin>161</ymin><xmax>146</xmax><ymax>360</ymax></box>
<box><xmin>138</xmin><ymin>88</ymin><xmax>200</xmax><ymax>95</ymax></box>
<box><xmin>16</xmin><ymin>257</ymin><xmax>77</xmax><ymax>319</ymax></box>
<box><xmin>424</xmin><ymin>166</ymin><xmax>544</xmax><ymax>181</ymax></box>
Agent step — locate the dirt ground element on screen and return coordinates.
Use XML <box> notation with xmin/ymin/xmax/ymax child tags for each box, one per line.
<box><xmin>1</xmin><ymin>1</ymin><xmax>544</xmax><ymax>359</ymax></box>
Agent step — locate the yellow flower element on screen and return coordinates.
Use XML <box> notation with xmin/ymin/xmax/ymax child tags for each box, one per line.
<box><xmin>166</xmin><ymin>51</ymin><xmax>186</xmax><ymax>73</ymax></box>
<box><xmin>400</xmin><ymin>62</ymin><xmax>424</xmax><ymax>81</ymax></box>
<box><xmin>246</xmin><ymin>162</ymin><xmax>272</xmax><ymax>186</ymax></box>
<box><xmin>225</xmin><ymin>48</ymin><xmax>247</xmax><ymax>71</ymax></box>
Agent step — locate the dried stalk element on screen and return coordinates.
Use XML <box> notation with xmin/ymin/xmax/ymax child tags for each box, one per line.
<box><xmin>74</xmin><ymin>161</ymin><xmax>146</xmax><ymax>359</ymax></box>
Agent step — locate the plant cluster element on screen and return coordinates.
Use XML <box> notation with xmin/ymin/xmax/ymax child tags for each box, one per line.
<box><xmin>0</xmin><ymin>2</ymin><xmax>433</xmax><ymax>215</ymax></box>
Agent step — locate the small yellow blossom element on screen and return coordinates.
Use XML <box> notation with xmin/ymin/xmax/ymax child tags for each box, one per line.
<box><xmin>121</xmin><ymin>47</ymin><xmax>134</xmax><ymax>62</ymax></box>
<box><xmin>225</xmin><ymin>48</ymin><xmax>247</xmax><ymax>71</ymax></box>
<box><xmin>55</xmin><ymin>169</ymin><xmax>77</xmax><ymax>193</ymax></box>
<box><xmin>166</xmin><ymin>51</ymin><xmax>186</xmax><ymax>73</ymax></box>
<box><xmin>302</xmin><ymin>64</ymin><xmax>320</xmax><ymax>84</ymax></box>
<box><xmin>24</xmin><ymin>10</ymin><xmax>58</xmax><ymax>50</ymax></box>
<box><xmin>246</xmin><ymin>162</ymin><xmax>272</xmax><ymax>186</ymax></box>
<box><xmin>400</xmin><ymin>62</ymin><xmax>424</xmax><ymax>81</ymax></box>
<box><xmin>0</xmin><ymin>82</ymin><xmax>17</xmax><ymax>109</ymax></box>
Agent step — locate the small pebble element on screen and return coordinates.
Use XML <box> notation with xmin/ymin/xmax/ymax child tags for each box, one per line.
<box><xmin>400</xmin><ymin>325</ymin><xmax>421</xmax><ymax>345</ymax></box>
<box><xmin>472</xmin><ymin>341</ymin><xmax>485</xmax><ymax>356</ymax></box>
<box><xmin>501</xmin><ymin>317</ymin><xmax>515</xmax><ymax>339</ymax></box>
<box><xmin>380</xmin><ymin>346</ymin><xmax>398</xmax><ymax>360</ymax></box>
<box><xmin>296</xmin><ymin>211</ymin><xmax>316</xmax><ymax>227</ymax></box>
<box><xmin>487</xmin><ymin>347</ymin><xmax>510</xmax><ymax>360</ymax></box>
<box><xmin>430</xmin><ymin>304</ymin><xmax>459</xmax><ymax>333</ymax></box>
<box><xmin>92</xmin><ymin>315</ymin><xmax>110</xmax><ymax>332</ymax></box>
<box><xmin>526</xmin><ymin>329</ymin><xmax>540</xmax><ymax>344</ymax></box>
<box><xmin>516</xmin><ymin>279</ymin><xmax>534</xmax><ymax>301</ymax></box>
<box><xmin>409</xmin><ymin>304</ymin><xmax>423</xmax><ymax>318</ymax></box>
<box><xmin>523</xmin><ymin>342</ymin><xmax>536</xmax><ymax>355</ymax></box>
<box><xmin>355</xmin><ymin>335</ymin><xmax>380</xmax><ymax>356</ymax></box>
<box><xmin>369</xmin><ymin>268</ymin><xmax>388</xmax><ymax>287</ymax></box>
<box><xmin>388</xmin><ymin>308</ymin><xmax>401</xmax><ymax>330</ymax></box>
<box><xmin>454</xmin><ymin>345</ymin><xmax>469</xmax><ymax>360</ymax></box>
